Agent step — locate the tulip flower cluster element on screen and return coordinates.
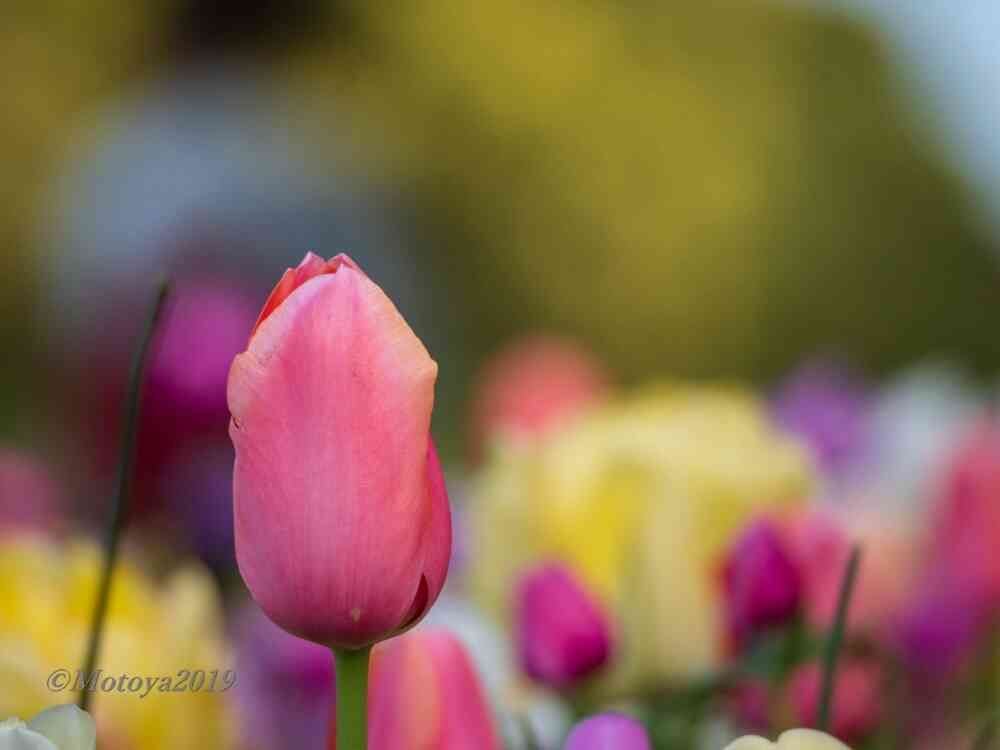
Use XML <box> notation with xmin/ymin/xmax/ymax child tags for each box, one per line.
<box><xmin>0</xmin><ymin>536</ymin><xmax>232</xmax><ymax>749</ymax></box>
<box><xmin>10</xmin><ymin>252</ymin><xmax>1000</xmax><ymax>750</ymax></box>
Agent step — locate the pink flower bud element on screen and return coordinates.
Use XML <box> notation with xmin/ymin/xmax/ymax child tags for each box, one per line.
<box><xmin>564</xmin><ymin>714</ymin><xmax>651</xmax><ymax>750</ymax></box>
<box><xmin>515</xmin><ymin>563</ymin><xmax>613</xmax><ymax>689</ymax></box>
<box><xmin>229</xmin><ymin>253</ymin><xmax>451</xmax><ymax>649</ymax></box>
<box><xmin>367</xmin><ymin>628</ymin><xmax>501</xmax><ymax>750</ymax></box>
<box><xmin>468</xmin><ymin>335</ymin><xmax>609</xmax><ymax>461</ymax></box>
<box><xmin>724</xmin><ymin>518</ymin><xmax>801</xmax><ymax>649</ymax></box>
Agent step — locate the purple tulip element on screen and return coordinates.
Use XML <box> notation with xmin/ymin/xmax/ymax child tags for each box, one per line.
<box><xmin>724</xmin><ymin>518</ymin><xmax>801</xmax><ymax>648</ymax></box>
<box><xmin>894</xmin><ymin>567</ymin><xmax>987</xmax><ymax>676</ymax></box>
<box><xmin>772</xmin><ymin>360</ymin><xmax>871</xmax><ymax>477</ymax></box>
<box><xmin>232</xmin><ymin>604</ymin><xmax>335</xmax><ymax>750</ymax></box>
<box><xmin>516</xmin><ymin>563</ymin><xmax>612</xmax><ymax>689</ymax></box>
<box><xmin>564</xmin><ymin>714</ymin><xmax>651</xmax><ymax>750</ymax></box>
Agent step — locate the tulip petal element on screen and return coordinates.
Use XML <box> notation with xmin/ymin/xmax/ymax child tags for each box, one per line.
<box><xmin>400</xmin><ymin>440</ymin><xmax>452</xmax><ymax>630</ymax></box>
<box><xmin>0</xmin><ymin>720</ymin><xmax>59</xmax><ymax>750</ymax></box>
<box><xmin>230</xmin><ymin>258</ymin><xmax>444</xmax><ymax>647</ymax></box>
<box><xmin>27</xmin><ymin>705</ymin><xmax>96</xmax><ymax>750</ymax></box>
<box><xmin>369</xmin><ymin>636</ymin><xmax>442</xmax><ymax>749</ymax></box>
<box><xmin>251</xmin><ymin>253</ymin><xmax>360</xmax><ymax>338</ymax></box>
<box><xmin>424</xmin><ymin>631</ymin><xmax>500</xmax><ymax>749</ymax></box>
<box><xmin>723</xmin><ymin>739</ymin><xmax>775</xmax><ymax>750</ymax></box>
<box><xmin>777</xmin><ymin>729</ymin><xmax>853</xmax><ymax>750</ymax></box>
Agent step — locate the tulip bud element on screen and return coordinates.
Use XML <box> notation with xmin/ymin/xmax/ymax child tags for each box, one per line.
<box><xmin>229</xmin><ymin>253</ymin><xmax>451</xmax><ymax>649</ymax></box>
<box><xmin>563</xmin><ymin>714</ymin><xmax>651</xmax><ymax>750</ymax></box>
<box><xmin>366</xmin><ymin>628</ymin><xmax>501</xmax><ymax>750</ymax></box>
<box><xmin>515</xmin><ymin>563</ymin><xmax>612</xmax><ymax>689</ymax></box>
<box><xmin>469</xmin><ymin>335</ymin><xmax>609</xmax><ymax>461</ymax></box>
<box><xmin>723</xmin><ymin>518</ymin><xmax>801</xmax><ymax>649</ymax></box>
<box><xmin>785</xmin><ymin>660</ymin><xmax>881</xmax><ymax>742</ymax></box>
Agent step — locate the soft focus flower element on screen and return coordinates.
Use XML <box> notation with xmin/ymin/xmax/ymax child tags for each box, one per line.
<box><xmin>893</xmin><ymin>566</ymin><xmax>987</xmax><ymax>676</ymax></box>
<box><xmin>229</xmin><ymin>253</ymin><xmax>451</xmax><ymax>648</ymax></box>
<box><xmin>366</xmin><ymin>628</ymin><xmax>501</xmax><ymax>750</ymax></box>
<box><xmin>563</xmin><ymin>713</ymin><xmax>650</xmax><ymax>750</ymax></box>
<box><xmin>782</xmin><ymin>509</ymin><xmax>916</xmax><ymax>640</ymax></box>
<box><xmin>724</xmin><ymin>729</ymin><xmax>851</xmax><ymax>750</ymax></box>
<box><xmin>0</xmin><ymin>449</ymin><xmax>66</xmax><ymax>535</ymax></box>
<box><xmin>84</xmin><ymin>278</ymin><xmax>258</xmax><ymax>519</ymax></box>
<box><xmin>723</xmin><ymin>518</ymin><xmax>801</xmax><ymax>650</ymax></box>
<box><xmin>516</xmin><ymin>563</ymin><xmax>612</xmax><ymax>689</ymax></box>
<box><xmin>726</xmin><ymin>680</ymin><xmax>771</xmax><ymax>732</ymax></box>
<box><xmin>233</xmin><ymin>604</ymin><xmax>334</xmax><ymax>750</ymax></box>
<box><xmin>150</xmin><ymin>278</ymin><xmax>260</xmax><ymax>420</ymax></box>
<box><xmin>931</xmin><ymin>420</ymin><xmax>1000</xmax><ymax>605</ymax></box>
<box><xmin>784</xmin><ymin>661</ymin><xmax>881</xmax><ymax>743</ymax></box>
<box><xmin>468</xmin><ymin>334</ymin><xmax>609</xmax><ymax>461</ymax></box>
<box><xmin>772</xmin><ymin>361</ymin><xmax>871</xmax><ymax>479</ymax></box>
<box><xmin>162</xmin><ymin>444</ymin><xmax>236</xmax><ymax>569</ymax></box>
<box><xmin>472</xmin><ymin>386</ymin><xmax>811</xmax><ymax>685</ymax></box>
<box><xmin>0</xmin><ymin>705</ymin><xmax>95</xmax><ymax>750</ymax></box>
<box><xmin>421</xmin><ymin>596</ymin><xmax>572</xmax><ymax>750</ymax></box>
<box><xmin>865</xmin><ymin>362</ymin><xmax>980</xmax><ymax>512</ymax></box>
<box><xmin>0</xmin><ymin>535</ymin><xmax>233</xmax><ymax>749</ymax></box>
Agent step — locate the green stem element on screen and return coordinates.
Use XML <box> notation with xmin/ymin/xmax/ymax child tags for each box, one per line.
<box><xmin>335</xmin><ymin>647</ymin><xmax>371</xmax><ymax>750</ymax></box>
<box><xmin>817</xmin><ymin>543</ymin><xmax>862</xmax><ymax>733</ymax></box>
<box><xmin>79</xmin><ymin>278</ymin><xmax>171</xmax><ymax>711</ymax></box>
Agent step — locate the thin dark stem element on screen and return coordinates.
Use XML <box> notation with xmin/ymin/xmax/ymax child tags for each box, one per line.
<box><xmin>817</xmin><ymin>543</ymin><xmax>862</xmax><ymax>733</ymax></box>
<box><xmin>78</xmin><ymin>278</ymin><xmax>171</xmax><ymax>711</ymax></box>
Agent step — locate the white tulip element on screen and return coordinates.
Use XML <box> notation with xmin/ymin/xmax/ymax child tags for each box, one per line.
<box><xmin>725</xmin><ymin>729</ymin><xmax>852</xmax><ymax>750</ymax></box>
<box><xmin>0</xmin><ymin>706</ymin><xmax>95</xmax><ymax>750</ymax></box>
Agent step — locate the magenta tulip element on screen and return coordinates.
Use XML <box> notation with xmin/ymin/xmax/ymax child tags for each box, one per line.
<box><xmin>228</xmin><ymin>252</ymin><xmax>452</xmax><ymax>650</ymax></box>
<box><xmin>564</xmin><ymin>714</ymin><xmax>651</xmax><ymax>750</ymax></box>
<box><xmin>366</xmin><ymin>628</ymin><xmax>501</xmax><ymax>750</ymax></box>
<box><xmin>516</xmin><ymin>563</ymin><xmax>613</xmax><ymax>689</ymax></box>
<box><xmin>723</xmin><ymin>518</ymin><xmax>802</xmax><ymax>650</ymax></box>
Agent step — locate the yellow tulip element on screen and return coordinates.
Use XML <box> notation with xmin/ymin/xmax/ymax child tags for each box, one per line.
<box><xmin>470</xmin><ymin>385</ymin><xmax>812</xmax><ymax>687</ymax></box>
<box><xmin>0</xmin><ymin>534</ymin><xmax>235</xmax><ymax>750</ymax></box>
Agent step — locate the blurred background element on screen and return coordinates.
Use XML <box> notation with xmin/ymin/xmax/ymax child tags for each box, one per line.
<box><xmin>3</xmin><ymin>1</ymin><xmax>1000</xmax><ymax>748</ymax></box>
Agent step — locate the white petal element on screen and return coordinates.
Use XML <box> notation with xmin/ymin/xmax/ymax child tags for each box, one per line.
<box><xmin>0</xmin><ymin>721</ymin><xmax>58</xmax><ymax>750</ymax></box>
<box><xmin>777</xmin><ymin>729</ymin><xmax>853</xmax><ymax>750</ymax></box>
<box><xmin>26</xmin><ymin>706</ymin><xmax>95</xmax><ymax>750</ymax></box>
<box><xmin>723</xmin><ymin>737</ymin><xmax>774</xmax><ymax>750</ymax></box>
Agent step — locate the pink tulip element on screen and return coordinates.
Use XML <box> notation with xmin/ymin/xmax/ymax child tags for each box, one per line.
<box><xmin>782</xmin><ymin>509</ymin><xmax>914</xmax><ymax>641</ymax></box>
<box><xmin>468</xmin><ymin>334</ymin><xmax>609</xmax><ymax>461</ymax></box>
<box><xmin>931</xmin><ymin>421</ymin><xmax>1000</xmax><ymax>604</ymax></box>
<box><xmin>516</xmin><ymin>562</ymin><xmax>613</xmax><ymax>689</ymax></box>
<box><xmin>366</xmin><ymin>628</ymin><xmax>501</xmax><ymax>750</ymax></box>
<box><xmin>229</xmin><ymin>252</ymin><xmax>451</xmax><ymax>649</ymax></box>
